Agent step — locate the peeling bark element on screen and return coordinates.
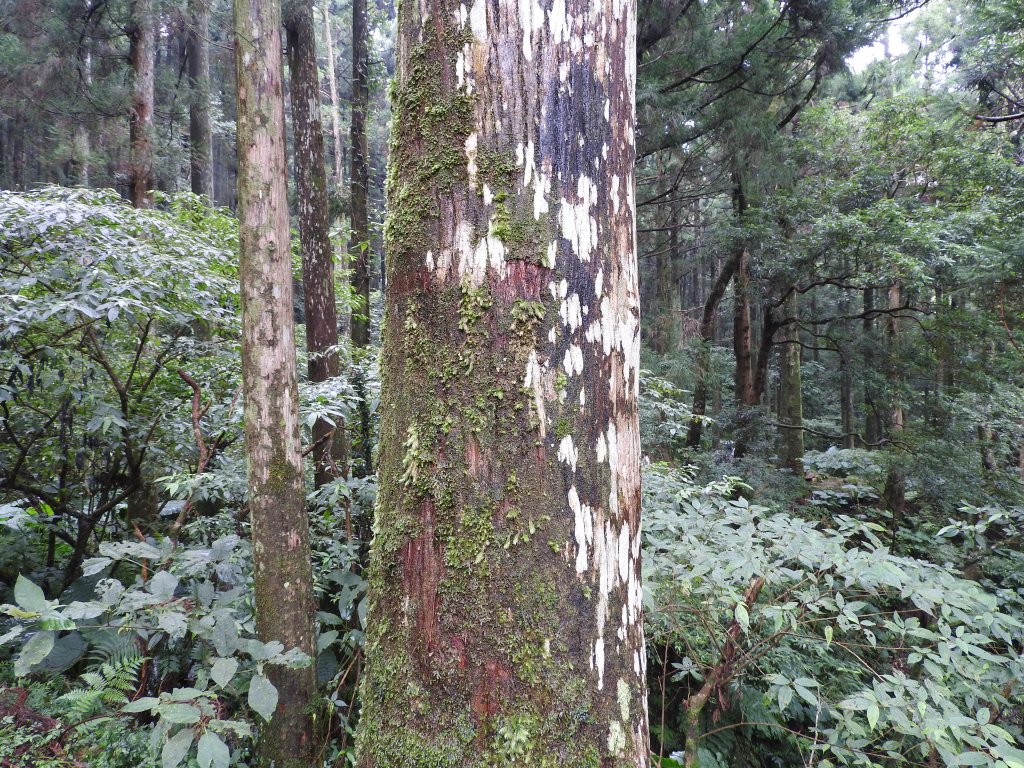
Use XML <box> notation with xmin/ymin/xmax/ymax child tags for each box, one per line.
<box><xmin>355</xmin><ymin>1</ymin><xmax>648</xmax><ymax>765</ymax></box>
<box><xmin>234</xmin><ymin>0</ymin><xmax>318</xmax><ymax>762</ymax></box>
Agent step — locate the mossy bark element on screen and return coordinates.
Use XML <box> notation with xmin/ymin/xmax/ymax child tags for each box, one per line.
<box><xmin>285</xmin><ymin>0</ymin><xmax>347</xmax><ymax>488</ymax></box>
<box><xmin>355</xmin><ymin>1</ymin><xmax>648</xmax><ymax>766</ymax></box>
<box><xmin>234</xmin><ymin>0</ymin><xmax>318</xmax><ymax>763</ymax></box>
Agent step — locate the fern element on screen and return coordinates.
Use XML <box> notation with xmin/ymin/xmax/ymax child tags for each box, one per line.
<box><xmin>56</xmin><ymin>654</ymin><xmax>145</xmax><ymax>721</ymax></box>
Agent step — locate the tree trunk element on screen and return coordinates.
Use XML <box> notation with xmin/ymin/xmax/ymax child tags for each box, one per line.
<box><xmin>862</xmin><ymin>287</ymin><xmax>881</xmax><ymax>446</ymax></box>
<box><xmin>777</xmin><ymin>291</ymin><xmax>803</xmax><ymax>473</ymax></box>
<box><xmin>686</xmin><ymin>179</ymin><xmax>745</xmax><ymax>449</ymax></box>
<box><xmin>321</xmin><ymin>2</ymin><xmax>345</xmax><ymax>192</ymax></box>
<box><xmin>349</xmin><ymin>0</ymin><xmax>370</xmax><ymax>347</ymax></box>
<box><xmin>284</xmin><ymin>0</ymin><xmax>346</xmax><ymax>488</ymax></box>
<box><xmin>187</xmin><ymin>0</ymin><xmax>213</xmax><ymax>199</ymax></box>
<box><xmin>233</xmin><ymin>0</ymin><xmax>318</xmax><ymax>762</ymax></box>
<box><xmin>882</xmin><ymin>283</ymin><xmax>905</xmax><ymax>527</ymax></box>
<box><xmin>733</xmin><ymin>251</ymin><xmax>754</xmax><ymax>406</ymax></box>
<box><xmin>354</xmin><ymin>1</ymin><xmax>649</xmax><ymax>764</ymax></box>
<box><xmin>128</xmin><ymin>0</ymin><xmax>155</xmax><ymax>207</ymax></box>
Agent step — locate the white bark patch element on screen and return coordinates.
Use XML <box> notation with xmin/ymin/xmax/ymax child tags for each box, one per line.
<box><xmin>549</xmin><ymin>0</ymin><xmax>569</xmax><ymax>43</ymax></box>
<box><xmin>569</xmin><ymin>486</ymin><xmax>592</xmax><ymax>573</ymax></box>
<box><xmin>464</xmin><ymin>132</ymin><xmax>478</xmax><ymax>186</ymax></box>
<box><xmin>558</xmin><ymin>434</ymin><xmax>578</xmax><ymax>472</ymax></box>
<box><xmin>517</xmin><ymin>0</ymin><xmax>543</xmax><ymax>60</ymax></box>
<box><xmin>425</xmin><ymin>250</ymin><xmax>434</xmax><ymax>271</ymax></box>
<box><xmin>533</xmin><ymin>167</ymin><xmax>551</xmax><ymax>219</ymax></box>
<box><xmin>559</xmin><ymin>175</ymin><xmax>598</xmax><ymax>262</ymax></box>
<box><xmin>610</xmin><ymin>174</ymin><xmax>620</xmax><ymax>213</ymax></box>
<box><xmin>482</xmin><ymin>183</ymin><xmax>493</xmax><ymax>206</ymax></box>
<box><xmin>617</xmin><ymin>522</ymin><xmax>630</xmax><ymax>584</ymax></box>
<box><xmin>523</xmin><ymin>350</ymin><xmax>547</xmax><ymax>439</ymax></box>
<box><xmin>562</xmin><ymin>344</ymin><xmax>583</xmax><ymax>377</ymax></box>
<box><xmin>594</xmin><ymin>636</ymin><xmax>605</xmax><ymax>690</ymax></box>
<box><xmin>469</xmin><ymin>0</ymin><xmax>486</xmax><ymax>40</ymax></box>
<box><xmin>560</xmin><ymin>292</ymin><xmax>582</xmax><ymax>332</ymax></box>
<box><xmin>544</xmin><ymin>240</ymin><xmax>557</xmax><ymax>269</ymax></box>
<box><xmin>596</xmin><ymin>431</ymin><xmax>607</xmax><ymax>464</ymax></box>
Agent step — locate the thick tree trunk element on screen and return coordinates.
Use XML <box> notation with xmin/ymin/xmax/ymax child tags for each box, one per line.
<box><xmin>233</xmin><ymin>0</ymin><xmax>318</xmax><ymax>762</ymax></box>
<box><xmin>285</xmin><ymin>0</ymin><xmax>346</xmax><ymax>488</ymax></box>
<box><xmin>349</xmin><ymin>0</ymin><xmax>370</xmax><ymax>347</ymax></box>
<box><xmin>355</xmin><ymin>1</ymin><xmax>649</xmax><ymax>765</ymax></box>
<box><xmin>187</xmin><ymin>0</ymin><xmax>213</xmax><ymax>199</ymax></box>
<box><xmin>321</xmin><ymin>2</ymin><xmax>345</xmax><ymax>191</ymax></box>
<box><xmin>128</xmin><ymin>0</ymin><xmax>155</xmax><ymax>208</ymax></box>
<box><xmin>778</xmin><ymin>291</ymin><xmax>803</xmax><ymax>473</ymax></box>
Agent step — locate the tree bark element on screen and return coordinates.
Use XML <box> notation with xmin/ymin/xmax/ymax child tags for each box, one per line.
<box><xmin>733</xmin><ymin>250</ymin><xmax>754</xmax><ymax>406</ymax></box>
<box><xmin>128</xmin><ymin>0</ymin><xmax>156</xmax><ymax>207</ymax></box>
<box><xmin>321</xmin><ymin>2</ymin><xmax>345</xmax><ymax>192</ymax></box>
<box><xmin>187</xmin><ymin>0</ymin><xmax>213</xmax><ymax>199</ymax></box>
<box><xmin>349</xmin><ymin>0</ymin><xmax>371</xmax><ymax>347</ymax></box>
<box><xmin>882</xmin><ymin>283</ymin><xmax>906</xmax><ymax>526</ymax></box>
<box><xmin>777</xmin><ymin>291</ymin><xmax>803</xmax><ymax>473</ymax></box>
<box><xmin>284</xmin><ymin>0</ymin><xmax>346</xmax><ymax>488</ymax></box>
<box><xmin>354</xmin><ymin>1</ymin><xmax>649</xmax><ymax>764</ymax></box>
<box><xmin>233</xmin><ymin>0</ymin><xmax>318</xmax><ymax>762</ymax></box>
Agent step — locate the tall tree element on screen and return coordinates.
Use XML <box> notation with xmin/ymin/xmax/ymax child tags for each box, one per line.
<box><xmin>321</xmin><ymin>2</ymin><xmax>345</xmax><ymax>192</ymax></box>
<box><xmin>348</xmin><ymin>0</ymin><xmax>370</xmax><ymax>347</ymax></box>
<box><xmin>284</xmin><ymin>0</ymin><xmax>346</xmax><ymax>487</ymax></box>
<box><xmin>233</xmin><ymin>0</ymin><xmax>318</xmax><ymax>762</ymax></box>
<box><xmin>128</xmin><ymin>0</ymin><xmax>156</xmax><ymax>207</ymax></box>
<box><xmin>355</xmin><ymin>0</ymin><xmax>648</xmax><ymax>764</ymax></box>
<box><xmin>187</xmin><ymin>0</ymin><xmax>213</xmax><ymax>199</ymax></box>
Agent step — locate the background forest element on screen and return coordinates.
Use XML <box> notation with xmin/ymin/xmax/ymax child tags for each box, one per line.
<box><xmin>1</xmin><ymin>0</ymin><xmax>1023</xmax><ymax>766</ymax></box>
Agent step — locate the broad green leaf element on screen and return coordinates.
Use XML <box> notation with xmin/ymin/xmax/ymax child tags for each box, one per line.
<box><xmin>14</xmin><ymin>630</ymin><xmax>54</xmax><ymax>676</ymax></box>
<box><xmin>248</xmin><ymin>673</ymin><xmax>278</xmax><ymax>722</ymax></box>
<box><xmin>159</xmin><ymin>703</ymin><xmax>202</xmax><ymax>724</ymax></box>
<box><xmin>211</xmin><ymin>657</ymin><xmax>238</xmax><ymax>688</ymax></box>
<box><xmin>14</xmin><ymin>575</ymin><xmax>47</xmax><ymax>613</ymax></box>
<box><xmin>734</xmin><ymin>603</ymin><xmax>749</xmax><ymax>631</ymax></box>
<box><xmin>777</xmin><ymin>685</ymin><xmax>793</xmax><ymax>711</ymax></box>
<box><xmin>123</xmin><ymin>697</ymin><xmax>160</xmax><ymax>713</ymax></box>
<box><xmin>197</xmin><ymin>732</ymin><xmax>230</xmax><ymax>768</ymax></box>
<box><xmin>161</xmin><ymin>728</ymin><xmax>194</xmax><ymax>768</ymax></box>
<box><xmin>867</xmin><ymin>703</ymin><xmax>880</xmax><ymax>730</ymax></box>
<box><xmin>951</xmin><ymin>753</ymin><xmax>989</xmax><ymax>766</ymax></box>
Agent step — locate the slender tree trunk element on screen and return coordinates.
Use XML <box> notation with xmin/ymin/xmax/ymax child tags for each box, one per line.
<box><xmin>321</xmin><ymin>2</ymin><xmax>345</xmax><ymax>192</ymax></box>
<box><xmin>778</xmin><ymin>291</ymin><xmax>803</xmax><ymax>473</ymax></box>
<box><xmin>686</xmin><ymin>179</ymin><xmax>745</xmax><ymax>449</ymax></box>
<box><xmin>187</xmin><ymin>0</ymin><xmax>213</xmax><ymax>199</ymax></box>
<box><xmin>883</xmin><ymin>283</ymin><xmax>906</xmax><ymax>527</ymax></box>
<box><xmin>863</xmin><ymin>287</ymin><xmax>880</xmax><ymax>446</ymax></box>
<box><xmin>128</xmin><ymin>0</ymin><xmax>155</xmax><ymax>207</ymax></box>
<box><xmin>841</xmin><ymin>365</ymin><xmax>856</xmax><ymax>449</ymax></box>
<box><xmin>234</xmin><ymin>0</ymin><xmax>318</xmax><ymax>761</ymax></box>
<box><xmin>733</xmin><ymin>251</ymin><xmax>754</xmax><ymax>406</ymax></box>
<box><xmin>354</xmin><ymin>0</ymin><xmax>649</xmax><ymax>764</ymax></box>
<box><xmin>284</xmin><ymin>0</ymin><xmax>347</xmax><ymax>488</ymax></box>
<box><xmin>349</xmin><ymin>0</ymin><xmax>370</xmax><ymax>347</ymax></box>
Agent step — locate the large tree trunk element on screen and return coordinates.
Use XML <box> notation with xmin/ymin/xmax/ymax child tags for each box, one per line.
<box><xmin>882</xmin><ymin>283</ymin><xmax>906</xmax><ymax>528</ymax></box>
<box><xmin>233</xmin><ymin>0</ymin><xmax>318</xmax><ymax>762</ymax></box>
<box><xmin>128</xmin><ymin>0</ymin><xmax>155</xmax><ymax>207</ymax></box>
<box><xmin>284</xmin><ymin>0</ymin><xmax>346</xmax><ymax>488</ymax></box>
<box><xmin>733</xmin><ymin>251</ymin><xmax>755</xmax><ymax>406</ymax></box>
<box><xmin>777</xmin><ymin>291</ymin><xmax>803</xmax><ymax>473</ymax></box>
<box><xmin>187</xmin><ymin>0</ymin><xmax>213</xmax><ymax>199</ymax></box>
<box><xmin>354</xmin><ymin>1</ymin><xmax>649</xmax><ymax>765</ymax></box>
<box><xmin>349</xmin><ymin>0</ymin><xmax>370</xmax><ymax>347</ymax></box>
